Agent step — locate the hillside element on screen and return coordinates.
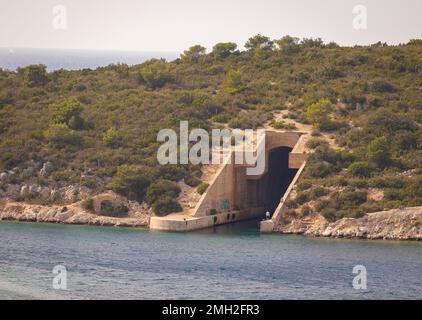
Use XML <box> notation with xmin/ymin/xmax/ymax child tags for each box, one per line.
<box><xmin>0</xmin><ymin>35</ymin><xmax>421</xmax><ymax>221</ymax></box>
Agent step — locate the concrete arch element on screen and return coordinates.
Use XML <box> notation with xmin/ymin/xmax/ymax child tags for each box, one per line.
<box><xmin>192</xmin><ymin>131</ymin><xmax>308</xmax><ymax>218</ymax></box>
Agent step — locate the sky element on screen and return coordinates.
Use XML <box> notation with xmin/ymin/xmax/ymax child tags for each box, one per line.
<box><xmin>0</xmin><ymin>0</ymin><xmax>421</xmax><ymax>52</ymax></box>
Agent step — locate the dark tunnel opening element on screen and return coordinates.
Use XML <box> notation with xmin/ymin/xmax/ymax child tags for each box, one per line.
<box><xmin>246</xmin><ymin>147</ymin><xmax>298</xmax><ymax>213</ymax></box>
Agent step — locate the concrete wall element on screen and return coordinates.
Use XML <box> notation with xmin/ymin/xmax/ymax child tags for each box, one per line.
<box><xmin>260</xmin><ymin>161</ymin><xmax>307</xmax><ymax>233</ymax></box>
<box><xmin>150</xmin><ymin>208</ymin><xmax>266</xmax><ymax>232</ymax></box>
<box><xmin>289</xmin><ymin>134</ymin><xmax>310</xmax><ymax>169</ymax></box>
<box><xmin>193</xmin><ymin>157</ymin><xmax>236</xmax><ymax>217</ymax></box>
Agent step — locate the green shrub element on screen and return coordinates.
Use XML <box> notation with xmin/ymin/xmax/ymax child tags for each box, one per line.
<box><xmin>100</xmin><ymin>201</ymin><xmax>129</xmax><ymax>217</ymax></box>
<box><xmin>350</xmin><ymin>209</ymin><xmax>365</xmax><ymax>219</ymax></box>
<box><xmin>80</xmin><ymin>176</ymin><xmax>98</xmax><ymax>189</ymax></box>
<box><xmin>0</xmin><ymin>166</ymin><xmax>16</xmax><ymax>182</ymax></box>
<box><xmin>225</xmin><ymin>70</ymin><xmax>247</xmax><ymax>94</ymax></box>
<box><xmin>139</xmin><ymin>59</ymin><xmax>174</xmax><ymax>89</ymax></box>
<box><xmin>285</xmin><ymin>199</ymin><xmax>298</xmax><ymax>209</ymax></box>
<box><xmin>287</xmin><ymin>209</ymin><xmax>298</xmax><ymax>218</ymax></box>
<box><xmin>361</xmin><ymin>202</ymin><xmax>384</xmax><ymax>213</ymax></box>
<box><xmin>301</xmin><ymin>205</ymin><xmax>312</xmax><ymax>216</ymax></box>
<box><xmin>184</xmin><ymin>175</ymin><xmax>201</xmax><ymax>187</ymax></box>
<box><xmin>403</xmin><ymin>176</ymin><xmax>422</xmax><ymax>198</ymax></box>
<box><xmin>180</xmin><ymin>45</ymin><xmax>206</xmax><ymax>63</ymax></box>
<box><xmin>370</xmin><ymin>79</ymin><xmax>395</xmax><ymax>93</ymax></box>
<box><xmin>315</xmin><ymin>199</ymin><xmax>331</xmax><ymax>212</ymax></box>
<box><xmin>201</xmin><ymin>100</ymin><xmax>224</xmax><ymax>119</ymax></box>
<box><xmin>348</xmin><ymin>161</ymin><xmax>373</xmax><ymax>177</ymax></box>
<box><xmin>306</xmin><ymin>98</ymin><xmax>334</xmax><ymax>131</ymax></box>
<box><xmin>270</xmin><ymin>120</ymin><xmax>297</xmax><ymax>130</ymax></box>
<box><xmin>103</xmin><ymin>127</ymin><xmax>120</xmax><ymax>147</ymax></box>
<box><xmin>245</xmin><ymin>34</ymin><xmax>274</xmax><ymax>51</ymax></box>
<box><xmin>48</xmin><ymin>98</ymin><xmax>84</xmax><ymax>130</ymax></box>
<box><xmin>384</xmin><ymin>176</ymin><xmax>422</xmax><ymax>205</ymax></box>
<box><xmin>349</xmin><ymin>178</ymin><xmax>368</xmax><ymax>189</ymax></box>
<box><xmin>197</xmin><ymin>182</ymin><xmax>209</xmax><ymax>195</ymax></box>
<box><xmin>340</xmin><ymin>190</ymin><xmax>367</xmax><ymax>206</ymax></box>
<box><xmin>308</xmin><ymin>186</ymin><xmax>329</xmax><ymax>199</ymax></box>
<box><xmin>275</xmin><ymin>35</ymin><xmax>300</xmax><ymax>54</ymax></box>
<box><xmin>306</xmin><ymin>161</ymin><xmax>334</xmax><ymax>178</ymax></box>
<box><xmin>322</xmin><ymin>208</ymin><xmax>336</xmax><ymax>222</ymax></box>
<box><xmin>212</xmin><ymin>42</ymin><xmax>238</xmax><ymax>59</ymax></box>
<box><xmin>82</xmin><ymin>198</ymin><xmax>94</xmax><ymax>211</ymax></box>
<box><xmin>329</xmin><ymin>176</ymin><xmax>348</xmax><ymax>187</ymax></box>
<box><xmin>367</xmin><ymin>137</ymin><xmax>391</xmax><ymax>168</ymax></box>
<box><xmin>365</xmin><ymin>108</ymin><xmax>417</xmax><ymax>137</ymax></box>
<box><xmin>23</xmin><ymin>64</ymin><xmax>48</xmax><ymax>87</ymax></box>
<box><xmin>44</xmin><ymin>123</ymin><xmax>81</xmax><ymax>148</ymax></box>
<box><xmin>297</xmin><ymin>179</ymin><xmax>312</xmax><ymax>191</ymax></box>
<box><xmin>228</xmin><ymin>111</ymin><xmax>269</xmax><ymax>129</ymax></box>
<box><xmin>338</xmin><ymin>208</ymin><xmax>366</xmax><ymax>219</ymax></box>
<box><xmin>52</xmin><ymin>170</ymin><xmax>74</xmax><ymax>182</ymax></box>
<box><xmin>0</xmin><ymin>91</ymin><xmax>7</xmax><ymax>109</ymax></box>
<box><xmin>212</xmin><ymin>113</ymin><xmax>230</xmax><ymax>123</ymax></box>
<box><xmin>157</xmin><ymin>165</ymin><xmax>186</xmax><ymax>182</ymax></box>
<box><xmin>306</xmin><ymin>138</ymin><xmax>328</xmax><ymax>149</ymax></box>
<box><xmin>145</xmin><ymin>179</ymin><xmax>181</xmax><ymax>204</ymax></box>
<box><xmin>109</xmin><ymin>165</ymin><xmax>151</xmax><ymax>202</ymax></box>
<box><xmin>369</xmin><ymin>176</ymin><xmax>405</xmax><ymax>189</ymax></box>
<box><xmin>295</xmin><ymin>192</ymin><xmax>309</xmax><ymax>205</ymax></box>
<box><xmin>153</xmin><ymin>197</ymin><xmax>182</xmax><ymax>216</ymax></box>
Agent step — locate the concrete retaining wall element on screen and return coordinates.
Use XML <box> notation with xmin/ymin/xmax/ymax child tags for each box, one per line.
<box><xmin>260</xmin><ymin>161</ymin><xmax>307</xmax><ymax>233</ymax></box>
<box><xmin>150</xmin><ymin>207</ymin><xmax>266</xmax><ymax>232</ymax></box>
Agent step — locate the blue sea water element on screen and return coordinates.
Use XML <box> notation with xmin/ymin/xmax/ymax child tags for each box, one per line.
<box><xmin>0</xmin><ymin>48</ymin><xmax>179</xmax><ymax>71</ymax></box>
<box><xmin>0</xmin><ymin>220</ymin><xmax>421</xmax><ymax>300</ymax></box>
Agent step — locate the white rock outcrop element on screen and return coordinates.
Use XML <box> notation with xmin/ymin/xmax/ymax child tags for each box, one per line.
<box><xmin>276</xmin><ymin>207</ymin><xmax>422</xmax><ymax>240</ymax></box>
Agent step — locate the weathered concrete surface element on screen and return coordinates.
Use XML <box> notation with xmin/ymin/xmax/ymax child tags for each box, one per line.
<box><xmin>91</xmin><ymin>190</ymin><xmax>127</xmax><ymax>215</ymax></box>
<box><xmin>150</xmin><ymin>208</ymin><xmax>264</xmax><ymax>232</ymax></box>
<box><xmin>289</xmin><ymin>134</ymin><xmax>310</xmax><ymax>169</ymax></box>
<box><xmin>274</xmin><ymin>207</ymin><xmax>422</xmax><ymax>240</ymax></box>
<box><xmin>260</xmin><ymin>220</ymin><xmax>274</xmax><ymax>233</ymax></box>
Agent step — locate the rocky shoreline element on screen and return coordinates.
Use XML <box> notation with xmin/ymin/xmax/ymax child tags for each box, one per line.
<box><xmin>275</xmin><ymin>207</ymin><xmax>422</xmax><ymax>241</ymax></box>
<box><xmin>0</xmin><ymin>199</ymin><xmax>151</xmax><ymax>228</ymax></box>
<box><xmin>1</xmin><ymin>198</ymin><xmax>422</xmax><ymax>241</ymax></box>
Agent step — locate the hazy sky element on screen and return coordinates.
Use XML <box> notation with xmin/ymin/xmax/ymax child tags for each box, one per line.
<box><xmin>0</xmin><ymin>0</ymin><xmax>421</xmax><ymax>52</ymax></box>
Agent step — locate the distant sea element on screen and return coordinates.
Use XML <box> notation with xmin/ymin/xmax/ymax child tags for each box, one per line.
<box><xmin>0</xmin><ymin>48</ymin><xmax>180</xmax><ymax>71</ymax></box>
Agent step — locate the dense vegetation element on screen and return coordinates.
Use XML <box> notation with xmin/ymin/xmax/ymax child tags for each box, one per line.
<box><xmin>0</xmin><ymin>35</ymin><xmax>421</xmax><ymax>218</ymax></box>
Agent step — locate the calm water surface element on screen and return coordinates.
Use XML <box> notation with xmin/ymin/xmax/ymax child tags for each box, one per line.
<box><xmin>0</xmin><ymin>220</ymin><xmax>421</xmax><ymax>299</ymax></box>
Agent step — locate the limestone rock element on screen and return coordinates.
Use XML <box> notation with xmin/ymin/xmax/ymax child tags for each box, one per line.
<box><xmin>20</xmin><ymin>166</ymin><xmax>36</xmax><ymax>179</ymax></box>
<box><xmin>20</xmin><ymin>185</ymin><xmax>30</xmax><ymax>196</ymax></box>
<box><xmin>5</xmin><ymin>184</ymin><xmax>20</xmax><ymax>198</ymax></box>
<box><xmin>0</xmin><ymin>197</ymin><xmax>151</xmax><ymax>228</ymax></box>
<box><xmin>276</xmin><ymin>207</ymin><xmax>422</xmax><ymax>240</ymax></box>
<box><xmin>39</xmin><ymin>162</ymin><xmax>54</xmax><ymax>177</ymax></box>
<box><xmin>0</xmin><ymin>172</ymin><xmax>7</xmax><ymax>181</ymax></box>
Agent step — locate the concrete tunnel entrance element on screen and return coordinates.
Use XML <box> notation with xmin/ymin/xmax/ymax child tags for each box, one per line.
<box><xmin>242</xmin><ymin>147</ymin><xmax>298</xmax><ymax>215</ymax></box>
<box><xmin>150</xmin><ymin>131</ymin><xmax>309</xmax><ymax>232</ymax></box>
